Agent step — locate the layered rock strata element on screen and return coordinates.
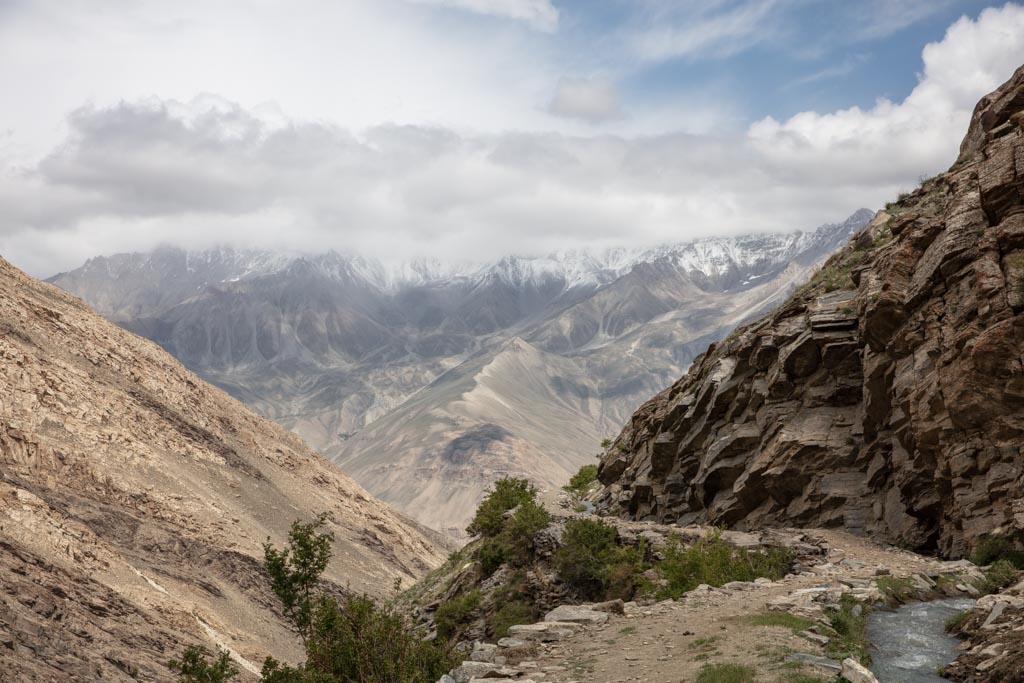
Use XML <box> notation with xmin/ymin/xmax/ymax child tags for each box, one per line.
<box><xmin>598</xmin><ymin>65</ymin><xmax>1024</xmax><ymax>557</ymax></box>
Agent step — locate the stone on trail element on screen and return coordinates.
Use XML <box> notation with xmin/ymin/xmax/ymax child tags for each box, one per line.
<box><xmin>841</xmin><ymin>658</ymin><xmax>879</xmax><ymax>683</ymax></box>
<box><xmin>544</xmin><ymin>605</ymin><xmax>609</xmax><ymax>625</ymax></box>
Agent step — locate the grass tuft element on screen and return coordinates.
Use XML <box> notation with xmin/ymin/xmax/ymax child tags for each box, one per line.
<box><xmin>695</xmin><ymin>663</ymin><xmax>758</xmax><ymax>683</ymax></box>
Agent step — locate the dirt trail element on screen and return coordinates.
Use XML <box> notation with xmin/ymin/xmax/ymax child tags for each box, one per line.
<box><xmin>521</xmin><ymin>530</ymin><xmax>964</xmax><ymax>682</ymax></box>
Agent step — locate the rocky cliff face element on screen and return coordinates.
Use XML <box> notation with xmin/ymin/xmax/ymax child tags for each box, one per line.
<box><xmin>0</xmin><ymin>256</ymin><xmax>447</xmax><ymax>681</ymax></box>
<box><xmin>598</xmin><ymin>66</ymin><xmax>1024</xmax><ymax>559</ymax></box>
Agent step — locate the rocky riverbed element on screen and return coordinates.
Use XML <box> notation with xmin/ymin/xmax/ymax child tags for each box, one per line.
<box><xmin>434</xmin><ymin>527</ymin><xmax>997</xmax><ymax>683</ymax></box>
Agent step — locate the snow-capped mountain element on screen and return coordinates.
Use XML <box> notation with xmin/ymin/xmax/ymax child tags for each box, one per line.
<box><xmin>49</xmin><ymin>208</ymin><xmax>873</xmax><ymax>537</ymax></box>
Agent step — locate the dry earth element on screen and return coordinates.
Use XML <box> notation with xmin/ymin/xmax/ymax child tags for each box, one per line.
<box><xmin>471</xmin><ymin>529</ymin><xmax>977</xmax><ymax>683</ymax></box>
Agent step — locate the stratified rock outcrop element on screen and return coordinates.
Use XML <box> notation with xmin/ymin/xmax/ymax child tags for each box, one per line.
<box><xmin>598</xmin><ymin>65</ymin><xmax>1024</xmax><ymax>558</ymax></box>
<box><xmin>0</xmin><ymin>255</ymin><xmax>448</xmax><ymax>681</ymax></box>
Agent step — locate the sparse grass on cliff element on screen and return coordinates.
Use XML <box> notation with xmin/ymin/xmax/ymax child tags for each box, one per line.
<box><xmin>824</xmin><ymin>594</ymin><xmax>870</xmax><ymax>665</ymax></box>
<box><xmin>875</xmin><ymin>576</ymin><xmax>917</xmax><ymax>605</ymax></box>
<box><xmin>945</xmin><ymin>609</ymin><xmax>970</xmax><ymax>634</ymax></box>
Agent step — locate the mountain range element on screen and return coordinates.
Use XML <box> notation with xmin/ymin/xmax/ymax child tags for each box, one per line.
<box><xmin>49</xmin><ymin>209</ymin><xmax>872</xmax><ymax>536</ymax></box>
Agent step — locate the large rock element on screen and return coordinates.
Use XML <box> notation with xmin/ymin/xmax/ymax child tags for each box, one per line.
<box><xmin>543</xmin><ymin>605</ymin><xmax>609</xmax><ymax>625</ymax></box>
<box><xmin>841</xmin><ymin>658</ymin><xmax>879</xmax><ymax>683</ymax></box>
<box><xmin>597</xmin><ymin>65</ymin><xmax>1024</xmax><ymax>557</ymax></box>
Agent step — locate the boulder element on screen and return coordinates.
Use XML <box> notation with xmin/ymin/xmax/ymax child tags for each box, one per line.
<box><xmin>544</xmin><ymin>605</ymin><xmax>609</xmax><ymax>625</ymax></box>
<box><xmin>841</xmin><ymin>658</ymin><xmax>878</xmax><ymax>683</ymax></box>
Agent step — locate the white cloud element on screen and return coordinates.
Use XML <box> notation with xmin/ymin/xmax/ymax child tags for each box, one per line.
<box><xmin>2</xmin><ymin>3</ymin><xmax>1023</xmax><ymax>280</ymax></box>
<box><xmin>627</xmin><ymin>0</ymin><xmax>784</xmax><ymax>63</ymax></box>
<box><xmin>749</xmin><ymin>3</ymin><xmax>1024</xmax><ymax>182</ymax></box>
<box><xmin>405</xmin><ymin>0</ymin><xmax>559</xmax><ymax>32</ymax></box>
<box><xmin>548</xmin><ymin>77</ymin><xmax>624</xmax><ymax>123</ymax></box>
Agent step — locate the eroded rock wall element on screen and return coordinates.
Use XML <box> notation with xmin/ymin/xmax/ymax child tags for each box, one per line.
<box><xmin>598</xmin><ymin>65</ymin><xmax>1024</xmax><ymax>558</ymax></box>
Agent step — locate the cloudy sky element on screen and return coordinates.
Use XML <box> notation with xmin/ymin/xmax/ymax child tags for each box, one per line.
<box><xmin>2</xmin><ymin>0</ymin><xmax>1024</xmax><ymax>276</ymax></box>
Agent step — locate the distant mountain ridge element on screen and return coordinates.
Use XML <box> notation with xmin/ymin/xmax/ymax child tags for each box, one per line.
<box><xmin>49</xmin><ymin>209</ymin><xmax>872</xmax><ymax>536</ymax></box>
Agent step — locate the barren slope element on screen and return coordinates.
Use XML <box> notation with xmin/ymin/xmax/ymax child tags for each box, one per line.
<box><xmin>0</xmin><ymin>255</ymin><xmax>447</xmax><ymax>681</ymax></box>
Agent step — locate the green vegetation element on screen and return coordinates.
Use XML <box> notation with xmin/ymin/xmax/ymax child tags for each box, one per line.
<box><xmin>694</xmin><ymin>663</ymin><xmax>758</xmax><ymax>683</ymax></box>
<box><xmin>654</xmin><ymin>531</ymin><xmax>794</xmax><ymax>599</ymax></box>
<box><xmin>467</xmin><ymin>477</ymin><xmax>551</xmax><ymax>577</ymax></box>
<box><xmin>487</xmin><ymin>578</ymin><xmax>539</xmax><ymax>638</ymax></box>
<box><xmin>970</xmin><ymin>533</ymin><xmax>1024</xmax><ymax>568</ymax></box>
<box><xmin>600</xmin><ymin>438</ymin><xmax>613</xmax><ymax>448</ymax></box>
<box><xmin>875</xmin><ymin>576</ymin><xmax>918</xmax><ymax>605</ymax></box>
<box><xmin>945</xmin><ymin>609</ymin><xmax>970</xmax><ymax>634</ymax></box>
<box><xmin>824</xmin><ymin>594</ymin><xmax>870</xmax><ymax>665</ymax></box>
<box><xmin>978</xmin><ymin>559</ymin><xmax>1019</xmax><ymax>595</ymax></box>
<box><xmin>553</xmin><ymin>517</ymin><xmax>646</xmax><ymax>600</ymax></box>
<box><xmin>172</xmin><ymin>515</ymin><xmax>456</xmax><ymax>683</ymax></box>
<box><xmin>467</xmin><ymin>478</ymin><xmax>539</xmax><ymax>538</ymax></box>
<box><xmin>168</xmin><ymin>647</ymin><xmax>238</xmax><ymax>683</ymax></box>
<box><xmin>563</xmin><ymin>464</ymin><xmax>599</xmax><ymax>497</ymax></box>
<box><xmin>744</xmin><ymin>612</ymin><xmax>815</xmax><ymax>632</ymax></box>
<box><xmin>433</xmin><ymin>590</ymin><xmax>481</xmax><ymax>639</ymax></box>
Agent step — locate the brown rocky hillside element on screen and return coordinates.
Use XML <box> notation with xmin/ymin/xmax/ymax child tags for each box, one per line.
<box><xmin>0</xmin><ymin>255</ymin><xmax>448</xmax><ymax>681</ymax></box>
<box><xmin>598</xmin><ymin>64</ymin><xmax>1024</xmax><ymax>559</ymax></box>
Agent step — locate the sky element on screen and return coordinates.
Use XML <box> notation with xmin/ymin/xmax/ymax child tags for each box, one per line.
<box><xmin>2</xmin><ymin>0</ymin><xmax>1024</xmax><ymax>276</ymax></box>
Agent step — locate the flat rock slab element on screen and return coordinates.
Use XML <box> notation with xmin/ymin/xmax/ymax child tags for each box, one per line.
<box><xmin>544</xmin><ymin>605</ymin><xmax>609</xmax><ymax>624</ymax></box>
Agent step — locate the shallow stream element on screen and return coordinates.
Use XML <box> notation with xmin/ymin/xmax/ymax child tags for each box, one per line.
<box><xmin>867</xmin><ymin>597</ymin><xmax>975</xmax><ymax>682</ymax></box>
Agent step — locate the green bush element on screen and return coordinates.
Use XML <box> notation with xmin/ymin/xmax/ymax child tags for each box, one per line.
<box><xmin>169</xmin><ymin>647</ymin><xmax>238</xmax><ymax>683</ymax></box>
<box><xmin>971</xmin><ymin>534</ymin><xmax>1024</xmax><ymax>568</ymax></box>
<box><xmin>978</xmin><ymin>559</ymin><xmax>1019</xmax><ymax>595</ymax></box>
<box><xmin>477</xmin><ymin>538</ymin><xmax>508</xmax><ymax>577</ymax></box>
<box><xmin>488</xmin><ymin>577</ymin><xmax>539</xmax><ymax>639</ymax></box>
<box><xmin>502</xmin><ymin>499</ymin><xmax>552</xmax><ymax>561</ymax></box>
<box><xmin>554</xmin><ymin>518</ymin><xmax>646</xmax><ymax>600</ymax></box>
<box><xmin>261</xmin><ymin>594</ymin><xmax>456</xmax><ymax>683</ymax></box>
<box><xmin>875</xmin><ymin>576</ymin><xmax>917</xmax><ymax>604</ymax></box>
<box><xmin>434</xmin><ymin>590</ymin><xmax>482</xmax><ymax>639</ymax></box>
<box><xmin>467</xmin><ymin>478</ymin><xmax>539</xmax><ymax>537</ymax></box>
<box><xmin>470</xmin><ymin>480</ymin><xmax>550</xmax><ymax>577</ymax></box>
<box><xmin>563</xmin><ymin>464</ymin><xmax>598</xmax><ymax>496</ymax></box>
<box><xmin>172</xmin><ymin>515</ymin><xmax>457</xmax><ymax>683</ymax></box>
<box><xmin>654</xmin><ymin>531</ymin><xmax>794</xmax><ymax>599</ymax></box>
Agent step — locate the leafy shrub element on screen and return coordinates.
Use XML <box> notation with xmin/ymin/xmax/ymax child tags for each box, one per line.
<box><xmin>477</xmin><ymin>538</ymin><xmax>508</xmax><ymax>577</ymax></box>
<box><xmin>169</xmin><ymin>647</ymin><xmax>238</xmax><ymax>683</ymax></box>
<box><xmin>824</xmin><ymin>594</ymin><xmax>870</xmax><ymax>664</ymax></box>
<box><xmin>470</xmin><ymin>480</ymin><xmax>550</xmax><ymax>577</ymax></box>
<box><xmin>263</xmin><ymin>514</ymin><xmax>333</xmax><ymax>643</ymax></box>
<box><xmin>654</xmin><ymin>531</ymin><xmax>794</xmax><ymax>599</ymax></box>
<box><xmin>554</xmin><ymin>518</ymin><xmax>646</xmax><ymax>600</ymax></box>
<box><xmin>261</xmin><ymin>594</ymin><xmax>456</xmax><ymax>683</ymax></box>
<box><xmin>487</xmin><ymin>577</ymin><xmax>539</xmax><ymax>638</ymax></box>
<box><xmin>563</xmin><ymin>464</ymin><xmax>598</xmax><ymax>496</ymax></box>
<box><xmin>600</xmin><ymin>438</ymin><xmax>612</xmax><ymax>448</ymax></box>
<box><xmin>694</xmin><ymin>663</ymin><xmax>757</xmax><ymax>683</ymax></box>
<box><xmin>502</xmin><ymin>499</ymin><xmax>552</xmax><ymax>561</ymax></box>
<box><xmin>971</xmin><ymin>534</ymin><xmax>1024</xmax><ymax>568</ymax></box>
<box><xmin>434</xmin><ymin>590</ymin><xmax>481</xmax><ymax>639</ymax></box>
<box><xmin>978</xmin><ymin>559</ymin><xmax>1019</xmax><ymax>595</ymax></box>
<box><xmin>173</xmin><ymin>515</ymin><xmax>457</xmax><ymax>683</ymax></box>
<box><xmin>467</xmin><ymin>478</ymin><xmax>539</xmax><ymax>538</ymax></box>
